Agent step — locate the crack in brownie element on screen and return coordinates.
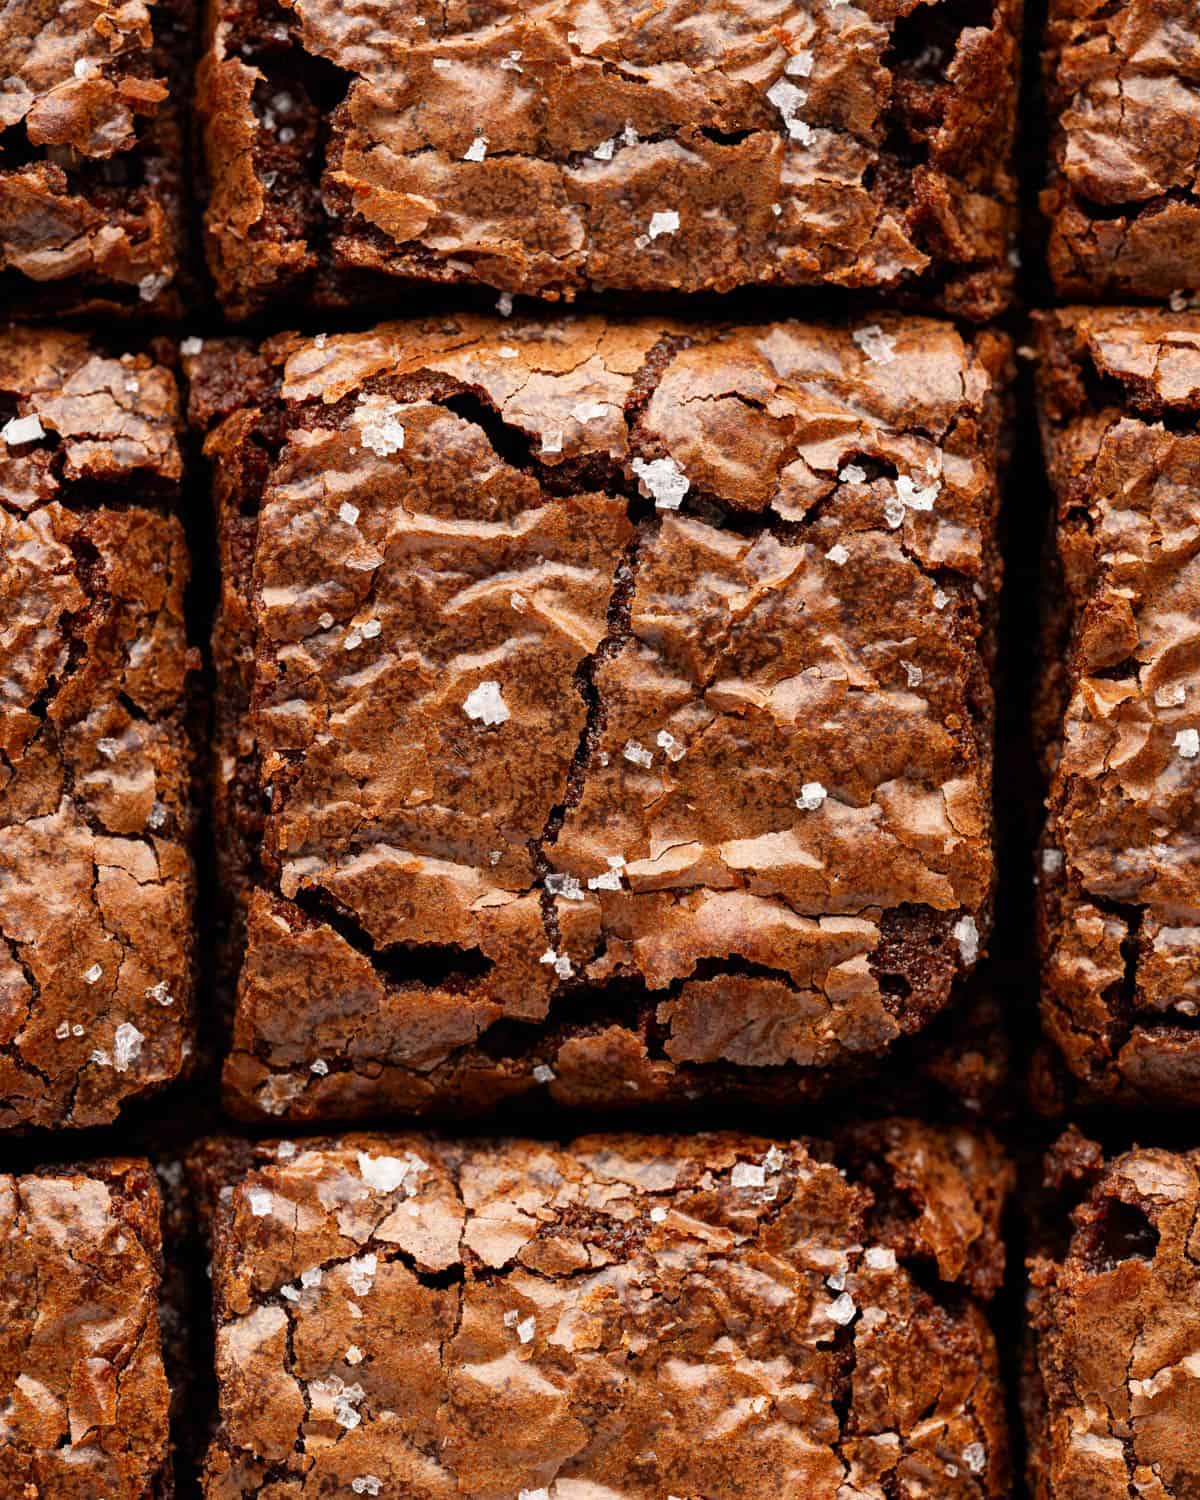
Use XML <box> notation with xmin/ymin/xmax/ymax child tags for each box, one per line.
<box><xmin>196</xmin><ymin>0</ymin><xmax>1021</xmax><ymax>320</ymax></box>
<box><xmin>1025</xmin><ymin>1129</ymin><xmax>1200</xmax><ymax>1499</ymax></box>
<box><xmin>192</xmin><ymin>1123</ymin><xmax>1012</xmax><ymax>1498</ymax></box>
<box><xmin>0</xmin><ymin>327</ymin><xmax>196</xmax><ymax>1130</ymax></box>
<box><xmin>189</xmin><ymin>313</ymin><xmax>1009</xmax><ymax>1123</ymax></box>
<box><xmin>1042</xmin><ymin>0</ymin><xmax>1200</xmax><ymax>301</ymax></box>
<box><xmin>0</xmin><ymin>0</ymin><xmax>193</xmax><ymax>318</ymax></box>
<box><xmin>1035</xmin><ymin>309</ymin><xmax>1200</xmax><ymax>1106</ymax></box>
<box><xmin>0</xmin><ymin>1158</ymin><xmax>172</xmax><ymax>1498</ymax></box>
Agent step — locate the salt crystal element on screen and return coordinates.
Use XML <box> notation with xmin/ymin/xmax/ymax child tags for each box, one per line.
<box><xmin>357</xmin><ymin>1151</ymin><xmax>415</xmax><ymax>1192</ymax></box>
<box><xmin>147</xmin><ymin>803</ymin><xmax>167</xmax><ymax>830</ymax></box>
<box><xmin>300</xmin><ymin>1267</ymin><xmax>322</xmax><ymax>1287</ymax></box>
<box><xmin>464</xmin><ymin>135</ymin><xmax>488</xmax><ymax>161</ymax></box>
<box><xmin>623</xmin><ymin>739</ymin><xmax>653</xmax><ymax>768</ymax></box>
<box><xmin>766</xmin><ymin>76</ymin><xmax>807</xmax><ymax>136</ymax></box>
<box><xmin>281</xmin><ymin>1284</ymin><xmax>300</xmax><ymax>1302</ymax></box>
<box><xmin>318</xmin><ymin>612</ymin><xmax>334</xmax><ymax>629</ymax></box>
<box><xmin>71</xmin><ymin>1024</ymin><xmax>84</xmax><ymax>1037</ymax></box>
<box><xmin>839</xmin><ymin>464</ymin><xmax>866</xmax><ymax>484</ymax></box>
<box><xmin>952</xmin><ymin>914</ymin><xmax>980</xmax><ymax>964</ymax></box>
<box><xmin>496</xmin><ymin>291</ymin><xmax>514</xmax><ymax>316</ymax></box>
<box><xmin>963</xmin><ymin>1443</ymin><xmax>986</xmax><ymax>1475</ymax></box>
<box><xmin>346</xmin><ymin>1253</ymin><xmax>377</xmax><ymax>1296</ymax></box>
<box><xmin>345</xmin><ymin>1344</ymin><xmax>364</xmax><ymax>1364</ymax></box>
<box><xmin>113</xmin><ymin>1022</ymin><xmax>144</xmax><ymax>1072</ymax></box>
<box><xmin>1175</xmin><ymin>728</ymin><xmax>1199</xmax><ymax>759</ymax></box>
<box><xmin>500</xmin><ymin>49</ymin><xmax>523</xmax><ymax>70</ymax></box>
<box><xmin>516</xmin><ymin>1315</ymin><xmax>536</xmax><ymax>1343</ymax></box>
<box><xmin>339</xmin><ymin>501</ymin><xmax>360</xmax><ymax>525</ymax></box>
<box><xmin>883</xmin><ymin>497</ymin><xmax>906</xmax><ymax>529</ymax></box>
<box><xmin>587</xmin><ymin>867</ymin><xmax>623</xmax><ymax>891</ymax></box>
<box><xmin>594</xmin><ymin>137</ymin><xmax>616</xmax><ymax>160</ymax></box>
<box><xmin>647</xmin><ymin>209</ymin><xmax>679</xmax><ymax>239</ymax></box>
<box><xmin>826</xmin><ymin>543</ymin><xmax>849</xmax><ymax>566</ymax></box>
<box><xmin>631</xmin><ymin>455</ymin><xmax>689</xmax><ymax>510</ymax></box>
<box><xmin>1156</xmin><ymin>684</ymin><xmax>1186</xmax><ymax>707</ymax></box>
<box><xmin>932</xmin><ymin>589</ymin><xmax>949</xmax><ymax>610</ymax></box>
<box><xmin>571</xmin><ymin>400</ymin><xmax>608</xmax><ymax>423</ymax></box>
<box><xmin>731</xmin><ymin>1162</ymin><xmax>766</xmax><ymax>1189</ymax></box>
<box><xmin>498</xmin><ymin>345</ymin><xmax>519</xmax><ymax>359</ymax></box>
<box><xmin>74</xmin><ymin>57</ymin><xmax>100</xmax><ymax>78</ymax></box>
<box><xmin>138</xmin><ymin>272</ymin><xmax>169</xmax><ymax>302</ymax></box>
<box><xmin>545</xmin><ymin>872</ymin><xmax>585</xmax><ymax>901</ymax></box>
<box><xmin>532</xmin><ymin>1064</ymin><xmax>555</xmax><ymax>1083</ymax></box>
<box><xmin>657</xmin><ymin>728</ymin><xmax>685</xmax><ymax>761</ymax></box>
<box><xmin>1041</xmin><ymin>848</ymin><xmax>1064</xmax><ymax>873</ymax></box>
<box><xmin>310</xmin><ymin>1058</ymin><xmax>329</xmax><ymax>1075</ymax></box>
<box><xmin>55</xmin><ymin>1021</ymin><xmax>70</xmax><ymax>1040</ymax></box>
<box><xmin>83</xmin><ymin>963</ymin><xmax>103</xmax><ymax>984</ymax></box>
<box><xmin>795</xmin><ymin>781</ymin><xmax>826</xmax><ymax>811</ymax></box>
<box><xmin>464</xmin><ymin>681</ymin><xmax>510</xmax><ymax>725</ymax></box>
<box><xmin>786</xmin><ymin>49</ymin><xmax>814</xmax><ymax>76</ymax></box>
<box><xmin>180</xmin><ymin>336</ymin><xmax>203</xmax><ymax>356</ymax></box>
<box><xmin>865</xmin><ymin>1246</ymin><xmax>897</xmax><ymax>1270</ymax></box>
<box><xmin>825</xmin><ymin>1292</ymin><xmax>856</xmax><ymax>1324</ymax></box>
<box><xmin>764</xmin><ymin>1145</ymin><xmax>786</xmax><ymax>1172</ymax></box>
<box><xmin>355</xmin><ymin>397</ymin><xmax>406</xmax><ymax>456</ymax></box>
<box><xmin>896</xmin><ymin>474</ymin><xmax>940</xmax><ymax>512</ymax></box>
<box><xmin>2</xmin><ymin>414</ymin><xmax>44</xmax><ymax>445</ymax></box>
<box><xmin>248</xmin><ymin>1188</ymin><xmax>272</xmax><ymax>1217</ymax></box>
<box><xmin>853</xmin><ymin>324</ymin><xmax>897</xmax><ymax>365</ymax></box>
<box><xmin>97</xmin><ymin>737</ymin><xmax>121</xmax><ymax>760</ymax></box>
<box><xmin>361</xmin><ymin>618</ymin><xmax>381</xmax><ymax>639</ymax></box>
<box><xmin>352</xmin><ymin>1478</ymin><xmax>383</xmax><ymax>1496</ymax></box>
<box><xmin>902</xmin><ymin>661</ymin><xmax>923</xmax><ymax>687</ymax></box>
<box><xmin>650</xmin><ymin>1206</ymin><xmax>668</xmax><ymax>1222</ymax></box>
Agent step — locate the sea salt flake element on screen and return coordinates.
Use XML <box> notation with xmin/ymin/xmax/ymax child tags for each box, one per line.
<box><xmin>622</xmin><ymin>122</ymin><xmax>639</xmax><ymax>145</ymax></box>
<box><xmin>865</xmin><ymin>1246</ymin><xmax>897</xmax><ymax>1270</ymax></box>
<box><xmin>883</xmin><ymin>497</ymin><xmax>906</xmax><ymax>529</ymax></box>
<box><xmin>498</xmin><ymin>345</ymin><xmax>519</xmax><ymax>359</ymax></box>
<box><xmin>464</xmin><ymin>681</ymin><xmax>510</xmax><ymax>725</ymax></box>
<box><xmin>532</xmin><ymin>1064</ymin><xmax>556</xmax><ymax>1083</ymax></box>
<box><xmin>796</xmin><ymin>781</ymin><xmax>827</xmax><ymax>811</ymax></box>
<box><xmin>826</xmin><ymin>543</ymin><xmax>849</xmax><ymax>566</ymax></box>
<box><xmin>588</xmin><ymin>867</ymin><xmax>623</xmax><ymax>891</ymax></box>
<box><xmin>963</xmin><ymin>1443</ymin><xmax>986</xmax><ymax>1475</ymax></box>
<box><xmin>623</xmin><ymin>739</ymin><xmax>653</xmax><ymax>768</ymax></box>
<box><xmin>825</xmin><ymin>1292</ymin><xmax>856</xmax><ymax>1324</ymax></box>
<box><xmin>632</xmin><ymin>455</ymin><xmax>689</xmax><ymax>510</ymax></box>
<box><xmin>731</xmin><ymin>1162</ymin><xmax>766</xmax><ymax>1189</ymax></box>
<box><xmin>500</xmin><ymin>49</ymin><xmax>523</xmax><ymax>70</ymax></box>
<box><xmin>55</xmin><ymin>1021</ymin><xmax>70</xmax><ymax>1040</ymax></box>
<box><xmin>650</xmin><ymin>1205</ymin><xmax>668</xmax><ymax>1222</ymax></box>
<box><xmin>138</xmin><ymin>271</ymin><xmax>169</xmax><ymax>302</ymax></box>
<box><xmin>902</xmin><ymin>661</ymin><xmax>923</xmax><ymax>687</ymax></box>
<box><xmin>853</xmin><ymin>324</ymin><xmax>897</xmax><ymax>365</ymax></box>
<box><xmin>339</xmin><ymin>501</ymin><xmax>360</xmax><ymax>525</ymax></box>
<box><xmin>90</xmin><ymin>1048</ymin><xmax>112</xmax><ymax>1067</ymax></box>
<box><xmin>764</xmin><ymin>1145</ymin><xmax>786</xmax><ymax>1172</ymax></box>
<box><xmin>545</xmin><ymin>872</ymin><xmax>585</xmax><ymax>901</ymax></box>
<box><xmin>71</xmin><ymin>1024</ymin><xmax>85</xmax><ymax>1037</ymax></box>
<box><xmin>345</xmin><ymin>1344</ymin><xmax>364</xmax><ymax>1364</ymax></box>
<box><xmin>1156</xmin><ymin>683</ymin><xmax>1186</xmax><ymax>707</ymax></box>
<box><xmin>355</xmin><ymin>396</ymin><xmax>406</xmax><ymax>456</ymax></box>
<box><xmin>933</xmin><ymin>589</ymin><xmax>950</xmax><ymax>610</ymax></box>
<box><xmin>346</xmin><ymin>1253</ymin><xmax>377</xmax><ymax>1296</ymax></box>
<box><xmin>300</xmin><ymin>1267</ymin><xmax>322</xmax><ymax>1287</ymax></box>
<box><xmin>361</xmin><ymin>618</ymin><xmax>381</xmax><ymax>639</ymax></box>
<box><xmin>113</xmin><ymin>1022</ymin><xmax>144</xmax><ymax>1072</ymax></box>
<box><xmin>750</xmin><ymin>1395</ymin><xmax>770</xmax><ymax>1413</ymax></box>
<box><xmin>766</xmin><ymin>76</ymin><xmax>807</xmax><ymax>135</ymax></box>
<box><xmin>657</xmin><ymin>728</ymin><xmax>686</xmax><ymax>761</ymax></box>
<box><xmin>952</xmin><ymin>914</ymin><xmax>980</xmax><ymax>964</ymax></box>
<box><xmin>357</xmin><ymin>1151</ymin><xmax>416</xmax><ymax>1192</ymax></box>
<box><xmin>464</xmin><ymin>134</ymin><xmax>488</xmax><ymax>161</ymax></box>
<box><xmin>180</xmin><ymin>336</ymin><xmax>203</xmax><ymax>356</ymax></box>
<box><xmin>281</xmin><ymin>1284</ymin><xmax>300</xmax><ymax>1302</ymax></box>
<box><xmin>594</xmin><ymin>136</ymin><xmax>616</xmax><ymax>160</ymax></box>
<box><xmin>516</xmin><ymin>1316</ymin><xmax>536</xmax><ymax>1343</ymax></box>
<box><xmin>839</xmin><ymin>464</ymin><xmax>867</xmax><ymax>484</ymax></box>
<box><xmin>352</xmin><ymin>1478</ymin><xmax>383</xmax><ymax>1496</ymax></box>
<box><xmin>2</xmin><ymin>414</ymin><xmax>44</xmax><ymax>445</ymax></box>
<box><xmin>786</xmin><ymin>49</ymin><xmax>814</xmax><ymax>76</ymax></box>
<box><xmin>74</xmin><ymin>57</ymin><xmax>100</xmax><ymax>78</ymax></box>
<box><xmin>248</xmin><ymin>1188</ymin><xmax>272</xmax><ymax>1217</ymax></box>
<box><xmin>1176</xmin><ymin>728</ymin><xmax>1200</xmax><ymax>759</ymax></box>
<box><xmin>496</xmin><ymin>291</ymin><xmax>514</xmax><ymax>316</ymax></box>
<box><xmin>647</xmin><ymin>209</ymin><xmax>679</xmax><ymax>239</ymax></box>
<box><xmin>896</xmin><ymin>474</ymin><xmax>940</xmax><ymax>512</ymax></box>
<box><xmin>83</xmin><ymin>963</ymin><xmax>103</xmax><ymax>984</ymax></box>
<box><xmin>571</xmin><ymin>400</ymin><xmax>608</xmax><ymax>423</ymax></box>
<box><xmin>147</xmin><ymin>802</ymin><xmax>167</xmax><ymax>830</ymax></box>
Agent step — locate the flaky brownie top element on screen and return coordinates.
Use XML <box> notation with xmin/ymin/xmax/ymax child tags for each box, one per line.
<box><xmin>1029</xmin><ymin>1138</ymin><xmax>1200</xmax><ymax>1499</ymax></box>
<box><xmin>1036</xmin><ymin>309</ymin><xmax>1200</xmax><ymax>1100</ymax></box>
<box><xmin>0</xmin><ymin>327</ymin><xmax>194</xmax><ymax>1129</ymax></box>
<box><xmin>198</xmin><ymin>0</ymin><xmax>1019</xmax><ymax>317</ymax></box>
<box><xmin>196</xmin><ymin>1123</ymin><xmax>1011</xmax><ymax>1498</ymax></box>
<box><xmin>194</xmin><ymin>315</ymin><xmax>1007</xmax><ymax>1115</ymax></box>
<box><xmin>0</xmin><ymin>1158</ymin><xmax>170</xmax><ymax>1499</ymax></box>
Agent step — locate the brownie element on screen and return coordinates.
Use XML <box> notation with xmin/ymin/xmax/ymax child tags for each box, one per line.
<box><xmin>1035</xmin><ymin>309</ymin><xmax>1200</xmax><ymax>1107</ymax></box>
<box><xmin>0</xmin><ymin>0</ymin><xmax>193</xmax><ymax>318</ymax></box>
<box><xmin>193</xmin><ymin>1122</ymin><xmax>1012</xmax><ymax>1498</ymax></box>
<box><xmin>196</xmin><ymin>0</ymin><xmax>1021</xmax><ymax>321</ymax></box>
<box><xmin>0</xmin><ymin>327</ymin><xmax>196</xmax><ymax>1130</ymax></box>
<box><xmin>189</xmin><ymin>313</ymin><xmax>1010</xmax><ymax>1124</ymax></box>
<box><xmin>0</xmin><ymin>1157</ymin><xmax>172</xmax><ymax>1498</ymax></box>
<box><xmin>1041</xmin><ymin>0</ymin><xmax>1200</xmax><ymax>302</ymax></box>
<box><xmin>1025</xmin><ymin>1129</ymin><xmax>1200</xmax><ymax>1499</ymax></box>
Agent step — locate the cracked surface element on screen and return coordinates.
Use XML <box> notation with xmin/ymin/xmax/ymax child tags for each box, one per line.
<box><xmin>1035</xmin><ymin>308</ymin><xmax>1200</xmax><ymax>1106</ymax></box>
<box><xmin>1042</xmin><ymin>0</ymin><xmax>1200</xmax><ymax>300</ymax></box>
<box><xmin>1026</xmin><ymin>1132</ymin><xmax>1200</xmax><ymax>1499</ymax></box>
<box><xmin>0</xmin><ymin>0</ymin><xmax>192</xmax><ymax>317</ymax></box>
<box><xmin>190</xmin><ymin>312</ymin><xmax>1009</xmax><ymax>1123</ymax></box>
<box><xmin>194</xmin><ymin>1122</ymin><xmax>1011</xmax><ymax>1499</ymax></box>
<box><xmin>0</xmin><ymin>327</ymin><xmax>197</xmax><ymax>1130</ymax></box>
<box><xmin>0</xmin><ymin>1158</ymin><xmax>171</xmax><ymax>1498</ymax></box>
<box><xmin>197</xmin><ymin>0</ymin><xmax>1020</xmax><ymax>320</ymax></box>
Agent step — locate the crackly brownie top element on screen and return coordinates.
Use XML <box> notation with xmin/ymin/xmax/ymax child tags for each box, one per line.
<box><xmin>199</xmin><ymin>0</ymin><xmax>1019</xmax><ymax>317</ymax></box>
<box><xmin>1043</xmin><ymin>0</ymin><xmax>1200</xmax><ymax>298</ymax></box>
<box><xmin>0</xmin><ymin>327</ymin><xmax>194</xmax><ymax>1130</ymax></box>
<box><xmin>1029</xmin><ymin>1139</ymin><xmax>1200</xmax><ymax>1499</ymax></box>
<box><xmin>0</xmin><ymin>0</ymin><xmax>181</xmax><ymax>306</ymax></box>
<box><xmin>195</xmin><ymin>315</ymin><xmax>1005</xmax><ymax>1117</ymax></box>
<box><xmin>197</xmin><ymin>1123</ymin><xmax>1011</xmax><ymax>1498</ymax></box>
<box><xmin>0</xmin><ymin>1158</ymin><xmax>170</xmax><ymax>1499</ymax></box>
<box><xmin>1036</xmin><ymin>309</ymin><xmax>1200</xmax><ymax>1100</ymax></box>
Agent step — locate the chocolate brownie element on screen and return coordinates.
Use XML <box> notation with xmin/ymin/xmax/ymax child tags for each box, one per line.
<box><xmin>189</xmin><ymin>313</ymin><xmax>1009</xmax><ymax>1124</ymax></box>
<box><xmin>193</xmin><ymin>1123</ymin><xmax>1012</xmax><ymax>1498</ymax></box>
<box><xmin>0</xmin><ymin>327</ymin><xmax>196</xmax><ymax>1130</ymax></box>
<box><xmin>1025</xmin><ymin>1129</ymin><xmax>1200</xmax><ymax>1499</ymax></box>
<box><xmin>1035</xmin><ymin>309</ymin><xmax>1200</xmax><ymax>1107</ymax></box>
<box><xmin>0</xmin><ymin>1158</ymin><xmax>172</xmax><ymax>1498</ymax></box>
<box><xmin>0</xmin><ymin>0</ymin><xmax>193</xmax><ymax>318</ymax></box>
<box><xmin>1041</xmin><ymin>0</ymin><xmax>1200</xmax><ymax>302</ymax></box>
<box><xmin>196</xmin><ymin>0</ymin><xmax>1021</xmax><ymax>321</ymax></box>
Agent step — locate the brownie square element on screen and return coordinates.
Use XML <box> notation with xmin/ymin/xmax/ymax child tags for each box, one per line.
<box><xmin>0</xmin><ymin>0</ymin><xmax>193</xmax><ymax>318</ymax></box>
<box><xmin>194</xmin><ymin>1123</ymin><xmax>1012</xmax><ymax>1498</ymax></box>
<box><xmin>1025</xmin><ymin>1130</ymin><xmax>1200</xmax><ymax>1498</ymax></box>
<box><xmin>1042</xmin><ymin>0</ymin><xmax>1200</xmax><ymax>301</ymax></box>
<box><xmin>0</xmin><ymin>1158</ymin><xmax>172</xmax><ymax>1498</ymax></box>
<box><xmin>190</xmin><ymin>313</ymin><xmax>1009</xmax><ymax>1124</ymax></box>
<box><xmin>0</xmin><ymin>328</ymin><xmax>196</xmax><ymax>1130</ymax></box>
<box><xmin>196</xmin><ymin>0</ymin><xmax>1021</xmax><ymax>321</ymax></box>
<box><xmin>1035</xmin><ymin>309</ymin><xmax>1200</xmax><ymax>1107</ymax></box>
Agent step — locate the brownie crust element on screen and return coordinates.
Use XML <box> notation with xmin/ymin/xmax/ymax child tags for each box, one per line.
<box><xmin>189</xmin><ymin>313</ymin><xmax>1009</xmax><ymax>1124</ymax></box>
<box><xmin>0</xmin><ymin>327</ymin><xmax>196</xmax><ymax>1130</ymax></box>
<box><xmin>0</xmin><ymin>0</ymin><xmax>193</xmax><ymax>318</ymax></box>
<box><xmin>197</xmin><ymin>0</ymin><xmax>1020</xmax><ymax>320</ymax></box>
<box><xmin>0</xmin><ymin>1157</ymin><xmax>172</xmax><ymax>1498</ymax></box>
<box><xmin>1035</xmin><ymin>308</ymin><xmax>1200</xmax><ymax>1107</ymax></box>
<box><xmin>1042</xmin><ymin>0</ymin><xmax>1200</xmax><ymax>301</ymax></box>
<box><xmin>194</xmin><ymin>1123</ymin><xmax>1012</xmax><ymax>1498</ymax></box>
<box><xmin>1026</xmin><ymin>1132</ymin><xmax>1200</xmax><ymax>1499</ymax></box>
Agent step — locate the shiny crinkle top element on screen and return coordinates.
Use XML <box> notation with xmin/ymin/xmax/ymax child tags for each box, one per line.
<box><xmin>0</xmin><ymin>1159</ymin><xmax>170</xmax><ymax>1499</ymax></box>
<box><xmin>0</xmin><ymin>327</ymin><xmax>195</xmax><ymax>1130</ymax></box>
<box><xmin>192</xmin><ymin>314</ymin><xmax>1008</xmax><ymax>1121</ymax></box>
<box><xmin>198</xmin><ymin>0</ymin><xmax>1020</xmax><ymax>319</ymax></box>
<box><xmin>1035</xmin><ymin>308</ymin><xmax>1200</xmax><ymax>1105</ymax></box>
<box><xmin>196</xmin><ymin>1123</ymin><xmax>1012</xmax><ymax>1498</ymax></box>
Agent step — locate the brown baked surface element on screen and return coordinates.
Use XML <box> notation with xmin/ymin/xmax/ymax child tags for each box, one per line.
<box><xmin>0</xmin><ymin>1158</ymin><xmax>172</xmax><ymax>1498</ymax></box>
<box><xmin>0</xmin><ymin>327</ymin><xmax>196</xmax><ymax>1130</ymax></box>
<box><xmin>1042</xmin><ymin>0</ymin><xmax>1200</xmax><ymax>301</ymax></box>
<box><xmin>1035</xmin><ymin>308</ymin><xmax>1200</xmax><ymax>1106</ymax></box>
<box><xmin>0</xmin><ymin>0</ymin><xmax>192</xmax><ymax>318</ymax></box>
<box><xmin>193</xmin><ymin>1123</ymin><xmax>1012</xmax><ymax>1498</ymax></box>
<box><xmin>189</xmin><ymin>312</ymin><xmax>1008</xmax><ymax>1123</ymax></box>
<box><xmin>1026</xmin><ymin>1131</ymin><xmax>1200</xmax><ymax>1499</ymax></box>
<box><xmin>196</xmin><ymin>0</ymin><xmax>1020</xmax><ymax>320</ymax></box>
